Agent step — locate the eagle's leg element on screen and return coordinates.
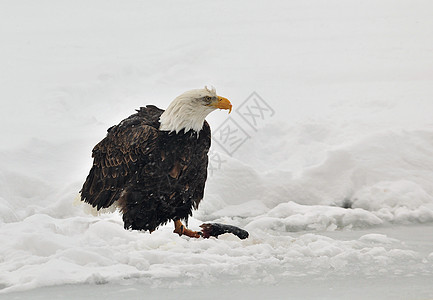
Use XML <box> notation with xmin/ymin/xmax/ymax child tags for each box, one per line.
<box><xmin>173</xmin><ymin>220</ymin><xmax>201</xmax><ymax>238</ymax></box>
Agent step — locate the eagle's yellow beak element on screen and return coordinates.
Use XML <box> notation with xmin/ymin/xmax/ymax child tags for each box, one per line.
<box><xmin>212</xmin><ymin>96</ymin><xmax>232</xmax><ymax>113</ymax></box>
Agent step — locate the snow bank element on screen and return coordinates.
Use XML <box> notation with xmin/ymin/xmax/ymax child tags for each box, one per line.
<box><xmin>1</xmin><ymin>212</ymin><xmax>431</xmax><ymax>294</ymax></box>
<box><xmin>200</xmin><ymin>129</ymin><xmax>433</xmax><ymax>231</ymax></box>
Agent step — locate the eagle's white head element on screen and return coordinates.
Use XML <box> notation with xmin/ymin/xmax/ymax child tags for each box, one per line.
<box><xmin>159</xmin><ymin>86</ymin><xmax>232</xmax><ymax>133</ymax></box>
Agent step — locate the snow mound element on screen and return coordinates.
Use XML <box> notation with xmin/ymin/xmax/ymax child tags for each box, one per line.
<box><xmin>1</xmin><ymin>212</ymin><xmax>431</xmax><ymax>294</ymax></box>
<box><xmin>199</xmin><ymin>129</ymin><xmax>433</xmax><ymax>232</ymax></box>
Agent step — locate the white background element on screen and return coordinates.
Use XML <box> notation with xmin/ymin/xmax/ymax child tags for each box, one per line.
<box><xmin>1</xmin><ymin>1</ymin><xmax>433</xmax><ymax>299</ymax></box>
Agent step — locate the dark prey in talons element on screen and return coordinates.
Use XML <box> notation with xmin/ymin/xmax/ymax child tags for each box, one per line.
<box><xmin>200</xmin><ymin>223</ymin><xmax>249</xmax><ymax>240</ymax></box>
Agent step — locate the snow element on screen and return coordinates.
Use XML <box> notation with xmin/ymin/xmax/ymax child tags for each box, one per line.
<box><xmin>1</xmin><ymin>0</ymin><xmax>433</xmax><ymax>299</ymax></box>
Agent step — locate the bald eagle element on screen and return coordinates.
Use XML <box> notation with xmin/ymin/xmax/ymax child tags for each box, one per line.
<box><xmin>80</xmin><ymin>87</ymin><xmax>232</xmax><ymax>238</ymax></box>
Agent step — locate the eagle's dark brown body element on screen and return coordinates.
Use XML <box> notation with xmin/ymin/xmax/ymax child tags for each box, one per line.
<box><xmin>80</xmin><ymin>105</ymin><xmax>211</xmax><ymax>232</ymax></box>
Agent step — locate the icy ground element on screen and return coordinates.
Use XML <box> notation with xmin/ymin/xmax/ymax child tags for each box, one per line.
<box><xmin>1</xmin><ymin>0</ymin><xmax>433</xmax><ymax>299</ymax></box>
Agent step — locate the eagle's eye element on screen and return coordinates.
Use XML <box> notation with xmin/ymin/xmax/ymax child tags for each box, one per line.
<box><xmin>204</xmin><ymin>96</ymin><xmax>212</xmax><ymax>103</ymax></box>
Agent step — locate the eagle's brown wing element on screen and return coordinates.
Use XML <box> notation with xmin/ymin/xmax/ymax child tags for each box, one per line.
<box><xmin>80</xmin><ymin>107</ymin><xmax>161</xmax><ymax>210</ymax></box>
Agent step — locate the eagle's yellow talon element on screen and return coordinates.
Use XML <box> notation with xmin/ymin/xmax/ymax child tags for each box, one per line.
<box><xmin>173</xmin><ymin>220</ymin><xmax>200</xmax><ymax>238</ymax></box>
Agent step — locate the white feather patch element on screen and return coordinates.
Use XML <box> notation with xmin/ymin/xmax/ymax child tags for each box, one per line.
<box><xmin>159</xmin><ymin>86</ymin><xmax>217</xmax><ymax>133</ymax></box>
